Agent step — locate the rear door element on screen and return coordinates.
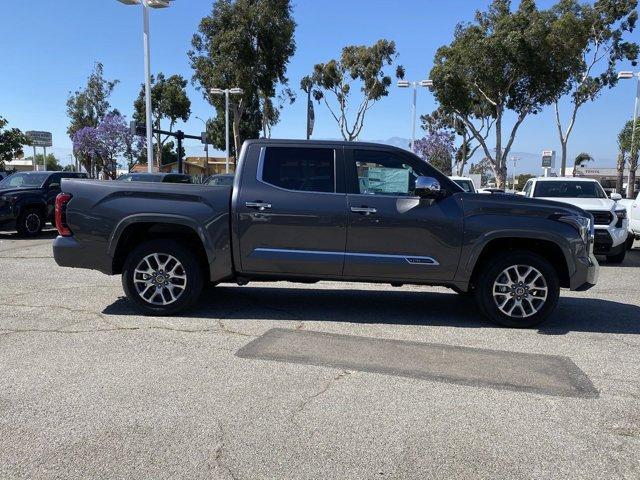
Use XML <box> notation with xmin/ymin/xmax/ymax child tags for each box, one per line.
<box><xmin>343</xmin><ymin>147</ymin><xmax>463</xmax><ymax>282</ymax></box>
<box><xmin>235</xmin><ymin>143</ymin><xmax>348</xmax><ymax>276</ymax></box>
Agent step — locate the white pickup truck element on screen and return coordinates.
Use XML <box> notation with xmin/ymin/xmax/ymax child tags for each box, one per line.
<box><xmin>618</xmin><ymin>192</ymin><xmax>640</xmax><ymax>249</ymax></box>
<box><xmin>521</xmin><ymin>177</ymin><xmax>629</xmax><ymax>263</ymax></box>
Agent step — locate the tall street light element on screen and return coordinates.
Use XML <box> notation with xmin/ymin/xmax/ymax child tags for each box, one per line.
<box><xmin>397</xmin><ymin>79</ymin><xmax>433</xmax><ymax>151</ymax></box>
<box><xmin>210</xmin><ymin>87</ymin><xmax>244</xmax><ymax>173</ymax></box>
<box><xmin>618</xmin><ymin>71</ymin><xmax>640</xmax><ymax>191</ymax></box>
<box><xmin>117</xmin><ymin>0</ymin><xmax>174</xmax><ymax>173</ymax></box>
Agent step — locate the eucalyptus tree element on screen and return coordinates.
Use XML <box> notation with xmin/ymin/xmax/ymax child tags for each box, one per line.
<box><xmin>0</xmin><ymin>117</ymin><xmax>30</xmax><ymax>169</ymax></box>
<box><xmin>430</xmin><ymin>0</ymin><xmax>579</xmax><ymax>188</ymax></box>
<box><xmin>551</xmin><ymin>0</ymin><xmax>638</xmax><ymax>175</ymax></box>
<box><xmin>134</xmin><ymin>73</ymin><xmax>191</xmax><ymax>165</ymax></box>
<box><xmin>189</xmin><ymin>0</ymin><xmax>296</xmax><ymax>156</ymax></box>
<box><xmin>308</xmin><ymin>39</ymin><xmax>404</xmax><ymax>141</ymax></box>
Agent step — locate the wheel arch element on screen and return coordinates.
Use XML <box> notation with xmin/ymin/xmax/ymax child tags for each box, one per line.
<box><xmin>110</xmin><ymin>215</ymin><xmax>214</xmax><ymax>280</ymax></box>
<box><xmin>467</xmin><ymin>235</ymin><xmax>571</xmax><ymax>289</ymax></box>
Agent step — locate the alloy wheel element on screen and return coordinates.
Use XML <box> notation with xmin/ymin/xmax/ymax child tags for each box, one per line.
<box><xmin>133</xmin><ymin>253</ymin><xmax>188</xmax><ymax>306</ymax></box>
<box><xmin>492</xmin><ymin>264</ymin><xmax>548</xmax><ymax>318</ymax></box>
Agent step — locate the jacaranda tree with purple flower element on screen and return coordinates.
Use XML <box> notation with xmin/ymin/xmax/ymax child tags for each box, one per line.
<box><xmin>73</xmin><ymin>114</ymin><xmax>143</xmax><ymax>179</ymax></box>
<box><xmin>413</xmin><ymin>130</ymin><xmax>455</xmax><ymax>175</ymax></box>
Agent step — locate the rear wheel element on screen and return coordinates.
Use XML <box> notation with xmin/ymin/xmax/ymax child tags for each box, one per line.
<box><xmin>474</xmin><ymin>251</ymin><xmax>559</xmax><ymax>328</ymax></box>
<box><xmin>16</xmin><ymin>208</ymin><xmax>44</xmax><ymax>237</ymax></box>
<box><xmin>122</xmin><ymin>240</ymin><xmax>204</xmax><ymax>316</ymax></box>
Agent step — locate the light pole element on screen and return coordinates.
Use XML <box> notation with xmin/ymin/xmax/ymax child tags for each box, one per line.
<box><xmin>510</xmin><ymin>156</ymin><xmax>520</xmax><ymax>191</ymax></box>
<box><xmin>210</xmin><ymin>87</ymin><xmax>244</xmax><ymax>173</ymax></box>
<box><xmin>117</xmin><ymin>0</ymin><xmax>174</xmax><ymax>173</ymax></box>
<box><xmin>397</xmin><ymin>79</ymin><xmax>433</xmax><ymax>151</ymax></box>
<box><xmin>618</xmin><ymin>70</ymin><xmax>640</xmax><ymax>197</ymax></box>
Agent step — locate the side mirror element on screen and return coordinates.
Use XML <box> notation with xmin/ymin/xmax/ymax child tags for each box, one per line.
<box><xmin>610</xmin><ymin>192</ymin><xmax>622</xmax><ymax>201</ymax></box>
<box><xmin>415</xmin><ymin>176</ymin><xmax>442</xmax><ymax>198</ymax></box>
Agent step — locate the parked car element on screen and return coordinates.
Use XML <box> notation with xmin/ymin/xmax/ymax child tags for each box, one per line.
<box><xmin>205</xmin><ymin>173</ymin><xmax>235</xmax><ymax>187</ymax></box>
<box><xmin>53</xmin><ymin>139</ymin><xmax>598</xmax><ymax>328</ymax></box>
<box><xmin>117</xmin><ymin>173</ymin><xmax>192</xmax><ymax>183</ymax></box>
<box><xmin>0</xmin><ymin>171</ymin><xmax>88</xmax><ymax>236</ymax></box>
<box><xmin>618</xmin><ymin>192</ymin><xmax>640</xmax><ymax>249</ymax></box>
<box><xmin>449</xmin><ymin>176</ymin><xmax>477</xmax><ymax>193</ymax></box>
<box><xmin>521</xmin><ymin>177</ymin><xmax>628</xmax><ymax>263</ymax></box>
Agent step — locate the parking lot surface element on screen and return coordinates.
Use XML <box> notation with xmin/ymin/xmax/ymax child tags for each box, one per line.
<box><xmin>0</xmin><ymin>231</ymin><xmax>639</xmax><ymax>479</ymax></box>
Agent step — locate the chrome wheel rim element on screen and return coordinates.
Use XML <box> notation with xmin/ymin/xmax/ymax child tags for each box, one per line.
<box><xmin>492</xmin><ymin>265</ymin><xmax>547</xmax><ymax>318</ymax></box>
<box><xmin>25</xmin><ymin>213</ymin><xmax>41</xmax><ymax>233</ymax></box>
<box><xmin>133</xmin><ymin>253</ymin><xmax>187</xmax><ymax>306</ymax></box>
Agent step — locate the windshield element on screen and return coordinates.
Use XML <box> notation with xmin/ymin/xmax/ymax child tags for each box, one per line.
<box><xmin>452</xmin><ymin>179</ymin><xmax>474</xmax><ymax>193</ymax></box>
<box><xmin>533</xmin><ymin>181</ymin><xmax>606</xmax><ymax>199</ymax></box>
<box><xmin>0</xmin><ymin>172</ymin><xmax>49</xmax><ymax>189</ymax></box>
<box><xmin>206</xmin><ymin>175</ymin><xmax>234</xmax><ymax>186</ymax></box>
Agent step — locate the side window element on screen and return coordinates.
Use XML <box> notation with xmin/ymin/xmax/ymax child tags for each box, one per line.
<box><xmin>47</xmin><ymin>173</ymin><xmax>62</xmax><ymax>188</ymax></box>
<box><xmin>261</xmin><ymin>147</ymin><xmax>335</xmax><ymax>193</ymax></box>
<box><xmin>523</xmin><ymin>180</ymin><xmax>533</xmax><ymax>197</ymax></box>
<box><xmin>353</xmin><ymin>149</ymin><xmax>425</xmax><ymax>196</ymax></box>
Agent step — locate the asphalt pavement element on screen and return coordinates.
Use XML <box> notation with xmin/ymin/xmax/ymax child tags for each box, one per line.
<box><xmin>0</xmin><ymin>230</ymin><xmax>638</xmax><ymax>479</ymax></box>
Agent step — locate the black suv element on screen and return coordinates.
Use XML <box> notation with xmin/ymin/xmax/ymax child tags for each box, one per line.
<box><xmin>0</xmin><ymin>171</ymin><xmax>88</xmax><ymax>236</ymax></box>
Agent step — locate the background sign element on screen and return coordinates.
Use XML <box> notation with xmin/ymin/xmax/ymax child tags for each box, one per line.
<box><xmin>26</xmin><ymin>131</ymin><xmax>53</xmax><ymax>147</ymax></box>
<box><xmin>541</xmin><ymin>150</ymin><xmax>555</xmax><ymax>168</ymax></box>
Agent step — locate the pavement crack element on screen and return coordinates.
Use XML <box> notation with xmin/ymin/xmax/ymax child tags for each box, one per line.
<box><xmin>216</xmin><ymin>320</ymin><xmax>257</xmax><ymax>338</ymax></box>
<box><xmin>290</xmin><ymin>370</ymin><xmax>352</xmax><ymax>427</ymax></box>
<box><xmin>213</xmin><ymin>420</ymin><xmax>241</xmax><ymax>480</ymax></box>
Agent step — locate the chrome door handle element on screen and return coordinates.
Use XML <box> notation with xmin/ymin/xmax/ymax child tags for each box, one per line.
<box><xmin>350</xmin><ymin>206</ymin><xmax>377</xmax><ymax>215</ymax></box>
<box><xmin>245</xmin><ymin>201</ymin><xmax>272</xmax><ymax>210</ymax></box>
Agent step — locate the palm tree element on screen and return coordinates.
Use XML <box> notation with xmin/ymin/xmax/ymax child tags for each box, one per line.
<box><xmin>573</xmin><ymin>153</ymin><xmax>593</xmax><ymax>176</ymax></box>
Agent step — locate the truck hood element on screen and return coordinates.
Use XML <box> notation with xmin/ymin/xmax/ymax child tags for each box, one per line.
<box><xmin>462</xmin><ymin>192</ymin><xmax>589</xmax><ymax>219</ymax></box>
<box><xmin>536</xmin><ymin>197</ymin><xmax>614</xmax><ymax>211</ymax></box>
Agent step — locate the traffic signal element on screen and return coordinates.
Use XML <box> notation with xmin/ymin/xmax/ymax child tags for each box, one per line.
<box><xmin>130</xmin><ymin>121</ymin><xmax>146</xmax><ymax>136</ymax></box>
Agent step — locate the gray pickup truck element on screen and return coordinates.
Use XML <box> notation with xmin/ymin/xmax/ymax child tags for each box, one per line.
<box><xmin>53</xmin><ymin>139</ymin><xmax>598</xmax><ymax>327</ymax></box>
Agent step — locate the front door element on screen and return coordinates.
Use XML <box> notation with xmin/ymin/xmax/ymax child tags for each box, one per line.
<box><xmin>343</xmin><ymin>147</ymin><xmax>463</xmax><ymax>282</ymax></box>
<box><xmin>236</xmin><ymin>144</ymin><xmax>348</xmax><ymax>276</ymax></box>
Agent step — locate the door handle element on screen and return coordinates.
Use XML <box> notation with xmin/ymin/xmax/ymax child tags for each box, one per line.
<box><xmin>245</xmin><ymin>201</ymin><xmax>272</xmax><ymax>211</ymax></box>
<box><xmin>350</xmin><ymin>206</ymin><xmax>377</xmax><ymax>215</ymax></box>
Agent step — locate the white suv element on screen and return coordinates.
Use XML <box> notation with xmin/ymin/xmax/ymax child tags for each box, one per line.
<box><xmin>521</xmin><ymin>177</ymin><xmax>628</xmax><ymax>263</ymax></box>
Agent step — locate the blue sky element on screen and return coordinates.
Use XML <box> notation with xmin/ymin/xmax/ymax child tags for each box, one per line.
<box><xmin>2</xmin><ymin>0</ymin><xmax>638</xmax><ymax>172</ymax></box>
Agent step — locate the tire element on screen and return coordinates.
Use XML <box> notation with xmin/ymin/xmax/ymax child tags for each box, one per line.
<box><xmin>16</xmin><ymin>208</ymin><xmax>44</xmax><ymax>237</ymax></box>
<box><xmin>474</xmin><ymin>251</ymin><xmax>560</xmax><ymax>328</ymax></box>
<box><xmin>606</xmin><ymin>248</ymin><xmax>626</xmax><ymax>264</ymax></box>
<box><xmin>625</xmin><ymin>235</ymin><xmax>635</xmax><ymax>251</ymax></box>
<box><xmin>122</xmin><ymin>239</ymin><xmax>204</xmax><ymax>316</ymax></box>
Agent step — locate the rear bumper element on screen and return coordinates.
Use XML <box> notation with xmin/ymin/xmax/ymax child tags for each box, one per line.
<box><xmin>53</xmin><ymin>236</ymin><xmax>113</xmax><ymax>274</ymax></box>
<box><xmin>570</xmin><ymin>253</ymin><xmax>599</xmax><ymax>291</ymax></box>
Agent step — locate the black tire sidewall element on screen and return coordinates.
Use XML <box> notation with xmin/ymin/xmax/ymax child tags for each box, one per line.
<box><xmin>17</xmin><ymin>208</ymin><xmax>44</xmax><ymax>237</ymax></box>
<box><xmin>475</xmin><ymin>251</ymin><xmax>559</xmax><ymax>328</ymax></box>
<box><xmin>122</xmin><ymin>239</ymin><xmax>204</xmax><ymax>316</ymax></box>
<box><xmin>606</xmin><ymin>249</ymin><xmax>626</xmax><ymax>264</ymax></box>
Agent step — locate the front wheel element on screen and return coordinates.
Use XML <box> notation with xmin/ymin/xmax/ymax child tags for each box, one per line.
<box><xmin>474</xmin><ymin>251</ymin><xmax>560</xmax><ymax>328</ymax></box>
<box><xmin>606</xmin><ymin>248</ymin><xmax>626</xmax><ymax>264</ymax></box>
<box><xmin>122</xmin><ymin>240</ymin><xmax>204</xmax><ymax>316</ymax></box>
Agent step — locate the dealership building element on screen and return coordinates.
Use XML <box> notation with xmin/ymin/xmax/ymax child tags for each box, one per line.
<box><xmin>572</xmin><ymin>165</ymin><xmax>639</xmax><ymax>196</ymax></box>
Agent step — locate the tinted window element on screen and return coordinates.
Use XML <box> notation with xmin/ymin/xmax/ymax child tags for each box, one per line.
<box><xmin>261</xmin><ymin>147</ymin><xmax>335</xmax><ymax>193</ymax></box>
<box><xmin>523</xmin><ymin>180</ymin><xmax>533</xmax><ymax>197</ymax></box>
<box><xmin>206</xmin><ymin>175</ymin><xmax>234</xmax><ymax>186</ymax></box>
<box><xmin>453</xmin><ymin>179</ymin><xmax>474</xmax><ymax>193</ymax></box>
<box><xmin>163</xmin><ymin>174</ymin><xmax>192</xmax><ymax>184</ymax></box>
<box><xmin>354</xmin><ymin>150</ymin><xmax>428</xmax><ymax>196</ymax></box>
<box><xmin>0</xmin><ymin>172</ymin><xmax>50</xmax><ymax>188</ymax></box>
<box><xmin>118</xmin><ymin>174</ymin><xmax>164</xmax><ymax>182</ymax></box>
<box><xmin>534</xmin><ymin>181</ymin><xmax>606</xmax><ymax>199</ymax></box>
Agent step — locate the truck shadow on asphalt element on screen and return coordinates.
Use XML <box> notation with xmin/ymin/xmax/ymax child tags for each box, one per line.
<box><xmin>597</xmin><ymin>247</ymin><xmax>640</xmax><ymax>268</ymax></box>
<box><xmin>103</xmin><ymin>285</ymin><xmax>640</xmax><ymax>336</ymax></box>
<box><xmin>0</xmin><ymin>230</ymin><xmax>57</xmax><ymax>241</ymax></box>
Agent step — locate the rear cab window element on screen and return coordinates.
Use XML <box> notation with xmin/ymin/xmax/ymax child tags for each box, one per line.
<box><xmin>260</xmin><ymin>146</ymin><xmax>336</xmax><ymax>193</ymax></box>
